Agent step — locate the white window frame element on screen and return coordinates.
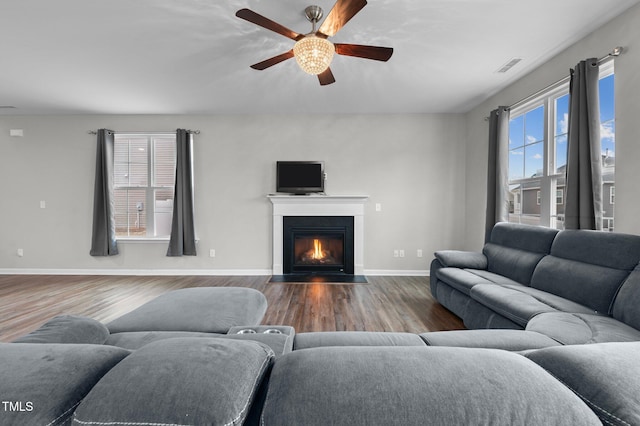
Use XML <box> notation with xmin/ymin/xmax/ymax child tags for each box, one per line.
<box><xmin>113</xmin><ymin>132</ymin><xmax>177</xmax><ymax>241</ymax></box>
<box><xmin>508</xmin><ymin>60</ymin><xmax>614</xmax><ymax>229</ymax></box>
<box><xmin>610</xmin><ymin>186</ymin><xmax>615</xmax><ymax>205</ymax></box>
<box><xmin>509</xmin><ymin>84</ymin><xmax>566</xmax><ymax>228</ymax></box>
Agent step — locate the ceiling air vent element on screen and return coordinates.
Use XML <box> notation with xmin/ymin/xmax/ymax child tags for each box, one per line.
<box><xmin>496</xmin><ymin>58</ymin><xmax>523</xmax><ymax>73</ymax></box>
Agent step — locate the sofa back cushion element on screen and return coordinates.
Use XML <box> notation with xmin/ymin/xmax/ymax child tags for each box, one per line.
<box><xmin>261</xmin><ymin>346</ymin><xmax>601</xmax><ymax>425</ymax></box>
<box><xmin>106</xmin><ymin>287</ymin><xmax>268</xmax><ymax>334</ymax></box>
<box><xmin>0</xmin><ymin>343</ymin><xmax>130</xmax><ymax>426</ymax></box>
<box><xmin>73</xmin><ymin>338</ymin><xmax>274</xmax><ymax>426</ymax></box>
<box><xmin>483</xmin><ymin>223</ymin><xmax>559</xmax><ymax>285</ymax></box>
<box><xmin>612</xmin><ymin>265</ymin><xmax>640</xmax><ymax>329</ymax></box>
<box><xmin>12</xmin><ymin>315</ymin><xmax>110</xmax><ymax>344</ymax></box>
<box><xmin>530</xmin><ymin>230</ymin><xmax>640</xmax><ymax>314</ymax></box>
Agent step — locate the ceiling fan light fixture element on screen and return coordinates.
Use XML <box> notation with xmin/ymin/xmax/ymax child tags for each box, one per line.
<box><xmin>293</xmin><ymin>35</ymin><xmax>335</xmax><ymax>75</ymax></box>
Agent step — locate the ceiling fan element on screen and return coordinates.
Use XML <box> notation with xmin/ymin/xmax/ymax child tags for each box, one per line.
<box><xmin>236</xmin><ymin>0</ymin><xmax>393</xmax><ymax>86</ymax></box>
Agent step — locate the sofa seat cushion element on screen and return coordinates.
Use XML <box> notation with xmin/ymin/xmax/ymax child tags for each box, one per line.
<box><xmin>294</xmin><ymin>331</ymin><xmax>426</xmax><ymax>350</ymax></box>
<box><xmin>12</xmin><ymin>315</ymin><xmax>110</xmax><ymax>344</ymax></box>
<box><xmin>0</xmin><ymin>343</ymin><xmax>130</xmax><ymax>426</ymax></box>
<box><xmin>106</xmin><ymin>287</ymin><xmax>268</xmax><ymax>334</ymax></box>
<box><xmin>106</xmin><ymin>330</ymin><xmax>294</xmax><ymax>356</ymax></box>
<box><xmin>469</xmin><ymin>284</ymin><xmax>560</xmax><ymax>326</ymax></box>
<box><xmin>526</xmin><ymin>342</ymin><xmax>640</xmax><ymax>426</ymax></box>
<box><xmin>105</xmin><ymin>331</ymin><xmax>223</xmax><ymax>350</ymax></box>
<box><xmin>261</xmin><ymin>346</ymin><xmax>600</xmax><ymax>425</ymax></box>
<box><xmin>420</xmin><ymin>329</ymin><xmax>560</xmax><ymax>351</ymax></box>
<box><xmin>525</xmin><ymin>312</ymin><xmax>640</xmax><ymax>345</ymax></box>
<box><xmin>73</xmin><ymin>337</ymin><xmax>274</xmax><ymax>426</ymax></box>
<box><xmin>436</xmin><ymin>268</ymin><xmax>523</xmax><ymax>296</ymax></box>
<box><xmin>499</xmin><ymin>285</ymin><xmax>597</xmax><ymax>314</ymax></box>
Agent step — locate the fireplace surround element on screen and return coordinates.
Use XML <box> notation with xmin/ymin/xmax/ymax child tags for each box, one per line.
<box><xmin>268</xmin><ymin>195</ymin><xmax>368</xmax><ymax>275</ymax></box>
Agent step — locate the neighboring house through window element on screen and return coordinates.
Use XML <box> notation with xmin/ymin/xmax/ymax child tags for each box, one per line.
<box><xmin>113</xmin><ymin>133</ymin><xmax>176</xmax><ymax>238</ymax></box>
<box><xmin>507</xmin><ymin>62</ymin><xmax>615</xmax><ymax>230</ymax></box>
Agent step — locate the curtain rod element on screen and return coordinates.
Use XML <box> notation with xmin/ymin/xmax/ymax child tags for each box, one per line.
<box><xmin>507</xmin><ymin>47</ymin><xmax>623</xmax><ymax>111</ymax></box>
<box><xmin>87</xmin><ymin>129</ymin><xmax>200</xmax><ymax>135</ymax></box>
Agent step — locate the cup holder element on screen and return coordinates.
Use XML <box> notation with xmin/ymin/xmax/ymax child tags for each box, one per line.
<box><xmin>263</xmin><ymin>329</ymin><xmax>283</xmax><ymax>335</ymax></box>
<box><xmin>236</xmin><ymin>329</ymin><xmax>257</xmax><ymax>334</ymax></box>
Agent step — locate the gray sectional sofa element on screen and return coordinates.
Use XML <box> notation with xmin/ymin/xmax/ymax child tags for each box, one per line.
<box><xmin>430</xmin><ymin>222</ymin><xmax>640</xmax><ymax>345</ymax></box>
<box><xmin>3</xmin><ymin>240</ymin><xmax>640</xmax><ymax>426</ymax></box>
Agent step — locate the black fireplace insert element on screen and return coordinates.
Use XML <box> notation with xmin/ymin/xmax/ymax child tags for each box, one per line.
<box><xmin>283</xmin><ymin>216</ymin><xmax>354</xmax><ymax>274</ymax></box>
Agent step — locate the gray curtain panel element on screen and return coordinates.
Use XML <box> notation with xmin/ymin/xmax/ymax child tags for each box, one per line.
<box><xmin>485</xmin><ymin>107</ymin><xmax>511</xmax><ymax>242</ymax></box>
<box><xmin>90</xmin><ymin>129</ymin><xmax>119</xmax><ymax>256</ymax></box>
<box><xmin>564</xmin><ymin>58</ymin><xmax>602</xmax><ymax>230</ymax></box>
<box><xmin>167</xmin><ymin>129</ymin><xmax>197</xmax><ymax>256</ymax></box>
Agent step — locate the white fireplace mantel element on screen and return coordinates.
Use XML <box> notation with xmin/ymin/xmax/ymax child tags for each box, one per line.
<box><xmin>268</xmin><ymin>195</ymin><xmax>369</xmax><ymax>275</ymax></box>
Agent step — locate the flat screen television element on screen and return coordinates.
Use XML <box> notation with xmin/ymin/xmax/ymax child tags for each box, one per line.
<box><xmin>276</xmin><ymin>161</ymin><xmax>325</xmax><ymax>195</ymax></box>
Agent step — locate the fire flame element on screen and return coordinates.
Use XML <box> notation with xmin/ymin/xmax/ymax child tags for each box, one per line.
<box><xmin>312</xmin><ymin>239</ymin><xmax>324</xmax><ymax>259</ymax></box>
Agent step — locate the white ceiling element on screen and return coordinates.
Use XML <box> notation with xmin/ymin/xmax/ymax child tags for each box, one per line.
<box><xmin>1</xmin><ymin>0</ymin><xmax>638</xmax><ymax>115</ymax></box>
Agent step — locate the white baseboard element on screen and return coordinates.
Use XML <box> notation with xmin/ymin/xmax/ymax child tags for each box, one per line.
<box><xmin>0</xmin><ymin>268</ymin><xmax>429</xmax><ymax>277</ymax></box>
<box><xmin>0</xmin><ymin>268</ymin><xmax>273</xmax><ymax>276</ymax></box>
<box><xmin>364</xmin><ymin>269</ymin><xmax>430</xmax><ymax>277</ymax></box>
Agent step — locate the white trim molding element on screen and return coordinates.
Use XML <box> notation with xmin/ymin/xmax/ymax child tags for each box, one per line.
<box><xmin>0</xmin><ymin>269</ymin><xmax>273</xmax><ymax>276</ymax></box>
<box><xmin>268</xmin><ymin>194</ymin><xmax>369</xmax><ymax>275</ymax></box>
<box><xmin>0</xmin><ymin>268</ymin><xmax>430</xmax><ymax>277</ymax></box>
<box><xmin>365</xmin><ymin>269</ymin><xmax>430</xmax><ymax>277</ymax></box>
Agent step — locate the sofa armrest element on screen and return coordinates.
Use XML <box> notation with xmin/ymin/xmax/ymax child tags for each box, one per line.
<box><xmin>434</xmin><ymin>250</ymin><xmax>487</xmax><ymax>269</ymax></box>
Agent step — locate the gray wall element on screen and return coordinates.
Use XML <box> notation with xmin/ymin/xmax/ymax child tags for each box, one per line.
<box><xmin>0</xmin><ymin>114</ymin><xmax>466</xmax><ymax>274</ymax></box>
<box><xmin>464</xmin><ymin>3</ymin><xmax>640</xmax><ymax>250</ymax></box>
<box><xmin>2</xmin><ymin>4</ymin><xmax>639</xmax><ymax>274</ymax></box>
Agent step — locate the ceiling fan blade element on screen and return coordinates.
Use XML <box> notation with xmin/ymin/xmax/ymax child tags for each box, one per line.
<box><xmin>318</xmin><ymin>68</ymin><xmax>336</xmax><ymax>86</ymax></box>
<box><xmin>318</xmin><ymin>0</ymin><xmax>368</xmax><ymax>37</ymax></box>
<box><xmin>250</xmin><ymin>50</ymin><xmax>295</xmax><ymax>70</ymax></box>
<box><xmin>236</xmin><ymin>8</ymin><xmax>302</xmax><ymax>41</ymax></box>
<box><xmin>335</xmin><ymin>44</ymin><xmax>393</xmax><ymax>61</ymax></box>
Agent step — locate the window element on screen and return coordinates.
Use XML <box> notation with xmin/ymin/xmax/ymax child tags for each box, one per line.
<box><xmin>507</xmin><ymin>62</ymin><xmax>615</xmax><ymax>230</ymax></box>
<box><xmin>113</xmin><ymin>133</ymin><xmax>176</xmax><ymax>238</ymax></box>
<box><xmin>610</xmin><ymin>186</ymin><xmax>615</xmax><ymax>205</ymax></box>
<box><xmin>509</xmin><ymin>102</ymin><xmax>547</xmax><ymax>226</ymax></box>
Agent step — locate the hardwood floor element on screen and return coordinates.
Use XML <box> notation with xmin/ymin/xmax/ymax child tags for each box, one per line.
<box><xmin>0</xmin><ymin>275</ymin><xmax>464</xmax><ymax>342</ymax></box>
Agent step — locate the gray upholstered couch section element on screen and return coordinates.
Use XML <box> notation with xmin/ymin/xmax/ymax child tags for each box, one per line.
<box><xmin>72</xmin><ymin>338</ymin><xmax>274</xmax><ymax>426</ymax></box>
<box><xmin>13</xmin><ymin>314</ymin><xmax>111</xmax><ymax>344</ymax></box>
<box><xmin>430</xmin><ymin>222</ymin><xmax>640</xmax><ymax>345</ymax></box>
<box><xmin>0</xmin><ymin>343</ymin><xmax>130</xmax><ymax>426</ymax></box>
<box><xmin>5</xmin><ymin>268</ymin><xmax>640</xmax><ymax>424</ymax></box>
<box><xmin>262</xmin><ymin>345</ymin><xmax>602</xmax><ymax>426</ymax></box>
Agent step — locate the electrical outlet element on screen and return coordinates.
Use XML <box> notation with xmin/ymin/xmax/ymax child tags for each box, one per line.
<box><xmin>417</xmin><ymin>249</ymin><xmax>423</xmax><ymax>258</ymax></box>
<box><xmin>17</xmin><ymin>248</ymin><xmax>24</xmax><ymax>257</ymax></box>
<box><xmin>209</xmin><ymin>249</ymin><xmax>216</xmax><ymax>258</ymax></box>
<box><xmin>399</xmin><ymin>250</ymin><xmax>405</xmax><ymax>258</ymax></box>
<box><xmin>393</xmin><ymin>250</ymin><xmax>399</xmax><ymax>258</ymax></box>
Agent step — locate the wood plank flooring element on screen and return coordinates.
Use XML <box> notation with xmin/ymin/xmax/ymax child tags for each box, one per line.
<box><xmin>0</xmin><ymin>275</ymin><xmax>464</xmax><ymax>342</ymax></box>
